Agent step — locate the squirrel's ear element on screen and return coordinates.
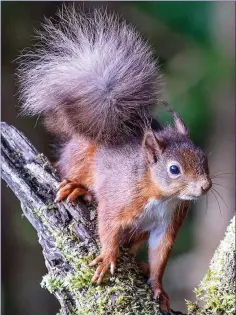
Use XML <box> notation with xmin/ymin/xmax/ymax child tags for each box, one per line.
<box><xmin>173</xmin><ymin>112</ymin><xmax>188</xmax><ymax>135</ymax></box>
<box><xmin>143</xmin><ymin>132</ymin><xmax>165</xmax><ymax>164</ymax></box>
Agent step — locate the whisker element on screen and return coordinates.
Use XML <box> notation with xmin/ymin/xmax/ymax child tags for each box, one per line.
<box><xmin>204</xmin><ymin>194</ymin><xmax>208</xmax><ymax>219</ymax></box>
<box><xmin>211</xmin><ymin>172</ymin><xmax>233</xmax><ymax>177</ymax></box>
<box><xmin>212</xmin><ymin>187</ymin><xmax>229</xmax><ymax>210</ymax></box>
<box><xmin>210</xmin><ymin>189</ymin><xmax>222</xmax><ymax>217</ymax></box>
<box><xmin>212</xmin><ymin>182</ymin><xmax>231</xmax><ymax>191</ymax></box>
<box><xmin>210</xmin><ymin>169</ymin><xmax>232</xmax><ymax>176</ymax></box>
<box><xmin>211</xmin><ymin>174</ymin><xmax>233</xmax><ymax>180</ymax></box>
<box><xmin>204</xmin><ymin>194</ymin><xmax>209</xmax><ymax>218</ymax></box>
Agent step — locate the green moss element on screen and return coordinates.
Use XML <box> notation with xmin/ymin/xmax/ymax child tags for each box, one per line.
<box><xmin>41</xmin><ymin>274</ymin><xmax>64</xmax><ymax>294</ymax></box>
<box><xmin>41</xmin><ymin>265</ymin><xmax>136</xmax><ymax>315</ymax></box>
<box><xmin>31</xmin><ymin>192</ymin><xmax>162</xmax><ymax>314</ymax></box>
<box><xmin>41</xmin><ymin>253</ymin><xmax>162</xmax><ymax>314</ymax></box>
<box><xmin>32</xmin><ymin>208</ymin><xmax>42</xmax><ymax>216</ymax></box>
<box><xmin>64</xmin><ymin>260</ymin><xmax>94</xmax><ymax>289</ymax></box>
<box><xmin>187</xmin><ymin>217</ymin><xmax>235</xmax><ymax>315</ymax></box>
<box><xmin>185</xmin><ymin>299</ymin><xmax>200</xmax><ymax>313</ymax></box>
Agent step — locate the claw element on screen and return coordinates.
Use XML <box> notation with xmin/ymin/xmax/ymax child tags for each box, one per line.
<box><xmin>57</xmin><ymin>179</ymin><xmax>69</xmax><ymax>190</ymax></box>
<box><xmin>153</xmin><ymin>287</ymin><xmax>170</xmax><ymax>314</ymax></box>
<box><xmin>89</xmin><ymin>254</ymin><xmax>117</xmax><ymax>284</ymax></box>
<box><xmin>91</xmin><ymin>266</ymin><xmax>103</xmax><ymax>283</ymax></box>
<box><xmin>55</xmin><ymin>179</ymin><xmax>92</xmax><ymax>203</ymax></box>
<box><xmin>89</xmin><ymin>256</ymin><xmax>103</xmax><ymax>267</ymax></box>
<box><xmin>91</xmin><ymin>264</ymin><xmax>107</xmax><ymax>284</ymax></box>
<box><xmin>97</xmin><ymin>270</ymin><xmax>105</xmax><ymax>284</ymax></box>
<box><xmin>110</xmin><ymin>263</ymin><xmax>116</xmax><ymax>275</ymax></box>
<box><xmin>67</xmin><ymin>188</ymin><xmax>83</xmax><ymax>202</ymax></box>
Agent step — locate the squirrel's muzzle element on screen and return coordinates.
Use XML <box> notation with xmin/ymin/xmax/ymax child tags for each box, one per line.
<box><xmin>200</xmin><ymin>178</ymin><xmax>212</xmax><ymax>195</ymax></box>
<box><xmin>180</xmin><ymin>177</ymin><xmax>212</xmax><ymax>200</ymax></box>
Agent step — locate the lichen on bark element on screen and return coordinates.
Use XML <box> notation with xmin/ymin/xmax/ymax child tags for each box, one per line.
<box><xmin>186</xmin><ymin>217</ymin><xmax>235</xmax><ymax>315</ymax></box>
<box><xmin>36</xmin><ymin>202</ymin><xmax>163</xmax><ymax>315</ymax></box>
<box><xmin>1</xmin><ymin>122</ymin><xmax>235</xmax><ymax>315</ymax></box>
<box><xmin>1</xmin><ymin>122</ymin><xmax>163</xmax><ymax>315</ymax></box>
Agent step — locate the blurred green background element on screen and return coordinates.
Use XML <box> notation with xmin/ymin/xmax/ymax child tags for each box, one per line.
<box><xmin>1</xmin><ymin>2</ymin><xmax>235</xmax><ymax>314</ymax></box>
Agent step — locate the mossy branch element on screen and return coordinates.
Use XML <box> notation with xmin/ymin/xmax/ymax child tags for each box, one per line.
<box><xmin>1</xmin><ymin>122</ymin><xmax>234</xmax><ymax>315</ymax></box>
<box><xmin>186</xmin><ymin>217</ymin><xmax>235</xmax><ymax>315</ymax></box>
<box><xmin>1</xmin><ymin>122</ymin><xmax>166</xmax><ymax>315</ymax></box>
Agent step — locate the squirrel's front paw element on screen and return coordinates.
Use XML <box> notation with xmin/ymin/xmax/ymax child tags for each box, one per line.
<box><xmin>89</xmin><ymin>254</ymin><xmax>117</xmax><ymax>284</ymax></box>
<box><xmin>54</xmin><ymin>179</ymin><xmax>93</xmax><ymax>203</ymax></box>
<box><xmin>153</xmin><ymin>286</ymin><xmax>170</xmax><ymax>314</ymax></box>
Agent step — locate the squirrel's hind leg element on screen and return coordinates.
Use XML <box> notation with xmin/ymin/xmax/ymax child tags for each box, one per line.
<box><xmin>54</xmin><ymin>137</ymin><xmax>97</xmax><ymax>203</ymax></box>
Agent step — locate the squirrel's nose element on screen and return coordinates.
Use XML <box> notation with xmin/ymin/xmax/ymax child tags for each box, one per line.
<box><xmin>201</xmin><ymin>179</ymin><xmax>212</xmax><ymax>194</ymax></box>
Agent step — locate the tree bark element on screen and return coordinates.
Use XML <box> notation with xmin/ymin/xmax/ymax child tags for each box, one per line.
<box><xmin>1</xmin><ymin>122</ymin><xmax>234</xmax><ymax>315</ymax></box>
<box><xmin>186</xmin><ymin>216</ymin><xmax>235</xmax><ymax>315</ymax></box>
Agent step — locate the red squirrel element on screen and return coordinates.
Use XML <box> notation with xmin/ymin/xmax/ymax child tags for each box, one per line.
<box><xmin>17</xmin><ymin>6</ymin><xmax>212</xmax><ymax>314</ymax></box>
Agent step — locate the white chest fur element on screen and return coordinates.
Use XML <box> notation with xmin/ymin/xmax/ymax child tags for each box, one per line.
<box><xmin>134</xmin><ymin>198</ymin><xmax>177</xmax><ymax>233</ymax></box>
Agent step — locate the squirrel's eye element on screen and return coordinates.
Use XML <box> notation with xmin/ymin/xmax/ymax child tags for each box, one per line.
<box><xmin>169</xmin><ymin>165</ymin><xmax>180</xmax><ymax>175</ymax></box>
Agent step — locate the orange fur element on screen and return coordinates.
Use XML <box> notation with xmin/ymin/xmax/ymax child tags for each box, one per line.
<box><xmin>55</xmin><ymin>179</ymin><xmax>94</xmax><ymax>202</ymax></box>
<box><xmin>56</xmin><ymin>139</ymin><xmax>190</xmax><ymax>312</ymax></box>
<box><xmin>180</xmin><ymin>149</ymin><xmax>207</xmax><ymax>178</ymax></box>
<box><xmin>56</xmin><ymin>141</ymin><xmax>97</xmax><ymax>197</ymax></box>
<box><xmin>116</xmin><ymin>169</ymin><xmax>165</xmax><ymax>226</ymax></box>
<box><xmin>149</xmin><ymin>201</ymin><xmax>189</xmax><ymax>311</ymax></box>
<box><xmin>120</xmin><ymin>229</ymin><xmax>149</xmax><ymax>255</ymax></box>
<box><xmin>149</xmin><ymin>203</ymin><xmax>189</xmax><ymax>285</ymax></box>
<box><xmin>67</xmin><ymin>143</ymin><xmax>96</xmax><ymax>188</ymax></box>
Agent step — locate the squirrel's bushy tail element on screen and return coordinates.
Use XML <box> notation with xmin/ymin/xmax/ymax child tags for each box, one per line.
<box><xmin>18</xmin><ymin>6</ymin><xmax>163</xmax><ymax>144</ymax></box>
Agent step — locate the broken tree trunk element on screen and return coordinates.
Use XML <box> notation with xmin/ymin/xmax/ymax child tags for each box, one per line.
<box><xmin>1</xmin><ymin>122</ymin><xmax>234</xmax><ymax>315</ymax></box>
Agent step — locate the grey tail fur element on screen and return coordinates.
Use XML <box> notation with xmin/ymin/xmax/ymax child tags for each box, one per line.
<box><xmin>17</xmin><ymin>5</ymin><xmax>163</xmax><ymax>144</ymax></box>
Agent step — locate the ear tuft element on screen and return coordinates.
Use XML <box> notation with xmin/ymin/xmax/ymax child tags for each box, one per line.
<box><xmin>143</xmin><ymin>132</ymin><xmax>165</xmax><ymax>164</ymax></box>
<box><xmin>162</xmin><ymin>102</ymin><xmax>188</xmax><ymax>135</ymax></box>
<box><xmin>173</xmin><ymin>113</ymin><xmax>188</xmax><ymax>135</ymax></box>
